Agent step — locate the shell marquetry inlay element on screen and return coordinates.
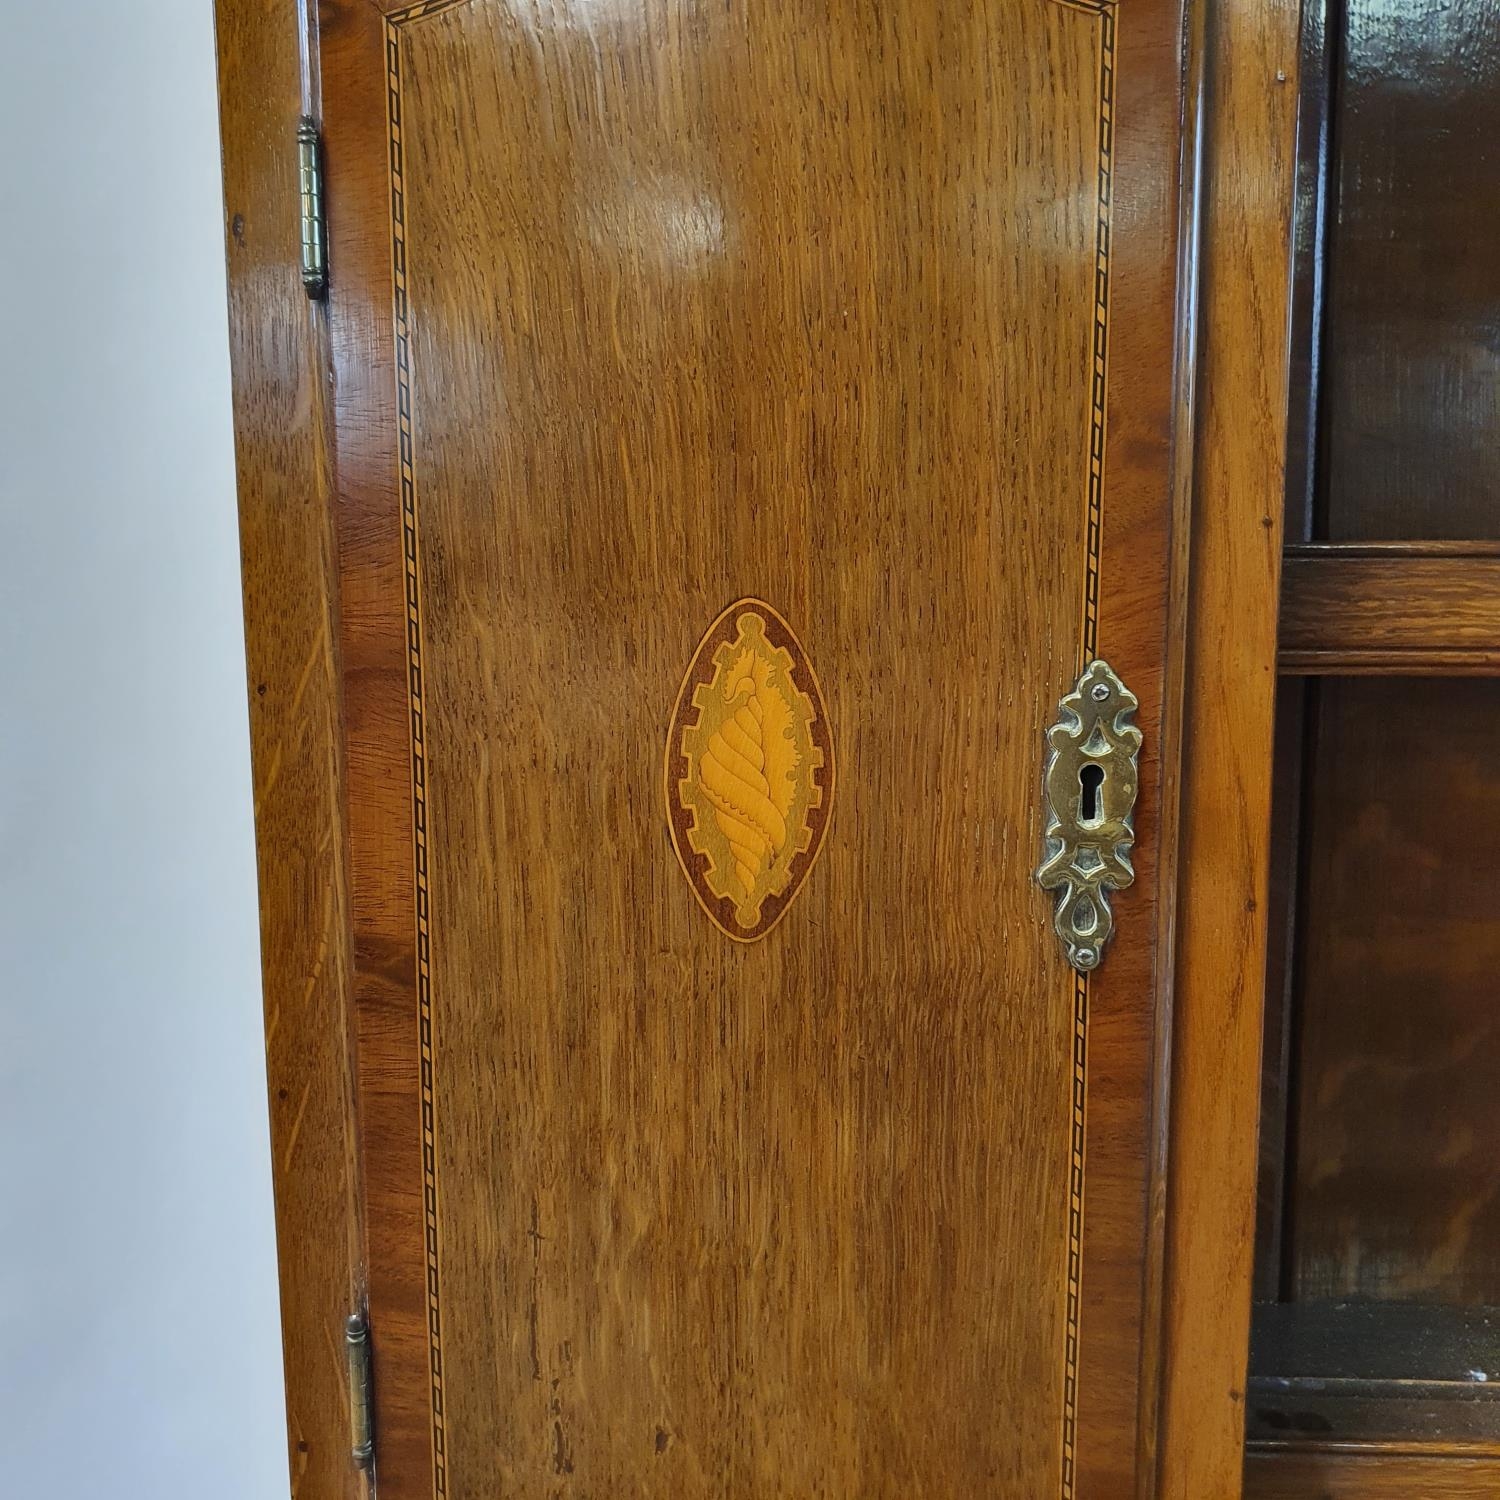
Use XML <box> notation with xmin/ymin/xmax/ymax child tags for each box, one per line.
<box><xmin>665</xmin><ymin>601</ymin><xmax>834</xmax><ymax>942</ymax></box>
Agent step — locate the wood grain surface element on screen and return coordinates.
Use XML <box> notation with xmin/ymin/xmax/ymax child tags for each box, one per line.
<box><xmin>1280</xmin><ymin>546</ymin><xmax>1500</xmax><ymax>674</ymax></box>
<box><xmin>1156</xmin><ymin>0</ymin><xmax>1300</xmax><ymax>1491</ymax></box>
<box><xmin>214</xmin><ymin>3</ymin><xmax>366</xmax><ymax>1496</ymax></box>
<box><xmin>318</xmin><ymin>0</ymin><xmax>1183</xmax><ymax>1493</ymax></box>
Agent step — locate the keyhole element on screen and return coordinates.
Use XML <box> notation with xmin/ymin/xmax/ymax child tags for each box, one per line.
<box><xmin>1079</xmin><ymin>763</ymin><xmax>1105</xmax><ymax>826</ymax></box>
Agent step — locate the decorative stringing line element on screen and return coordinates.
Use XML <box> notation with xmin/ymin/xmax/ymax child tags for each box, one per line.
<box><xmin>1083</xmin><ymin>1</ymin><xmax>1113</xmax><ymax>676</ymax></box>
<box><xmin>388</xmin><ymin>0</ymin><xmax>473</xmax><ymax>26</ymax></box>
<box><xmin>1058</xmin><ymin>2</ymin><xmax>1114</xmax><ymax>1497</ymax></box>
<box><xmin>385</xmin><ymin>10</ymin><xmax>452</xmax><ymax>1497</ymax></box>
<box><xmin>1061</xmin><ymin>965</ymin><xmax>1090</xmax><ymax>1499</ymax></box>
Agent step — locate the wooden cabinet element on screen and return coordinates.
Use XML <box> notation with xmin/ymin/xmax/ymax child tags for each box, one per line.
<box><xmin>1247</xmin><ymin>0</ymin><xmax>1500</xmax><ymax>1492</ymax></box>
<box><xmin>215</xmin><ymin>1</ymin><xmax>1299</xmax><ymax>1495</ymax></box>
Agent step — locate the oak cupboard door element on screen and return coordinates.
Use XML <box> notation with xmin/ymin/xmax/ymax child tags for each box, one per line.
<box><xmin>238</xmin><ymin>0</ymin><xmax>1196</xmax><ymax>1493</ymax></box>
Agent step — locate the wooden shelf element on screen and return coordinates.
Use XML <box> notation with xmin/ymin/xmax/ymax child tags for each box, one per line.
<box><xmin>1247</xmin><ymin>1301</ymin><xmax>1500</xmax><ymax>1450</ymax></box>
<box><xmin>1247</xmin><ymin>1449</ymin><xmax>1500</xmax><ymax>1498</ymax></box>
<box><xmin>1279</xmin><ymin>544</ymin><xmax>1500</xmax><ymax>674</ymax></box>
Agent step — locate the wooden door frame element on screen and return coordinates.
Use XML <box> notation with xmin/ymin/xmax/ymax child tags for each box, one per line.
<box><xmin>215</xmin><ymin>4</ymin><xmax>368</xmax><ymax>1497</ymax></box>
<box><xmin>1155</xmin><ymin>0</ymin><xmax>1301</xmax><ymax>1493</ymax></box>
<box><xmin>214</xmin><ymin>0</ymin><xmax>1299</xmax><ymax>1493</ymax></box>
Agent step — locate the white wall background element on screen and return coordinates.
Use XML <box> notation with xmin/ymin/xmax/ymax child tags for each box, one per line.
<box><xmin>0</xmin><ymin>6</ymin><xmax>288</xmax><ymax>1496</ymax></box>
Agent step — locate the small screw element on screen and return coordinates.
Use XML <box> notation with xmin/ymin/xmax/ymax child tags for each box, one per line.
<box><xmin>1090</xmin><ymin>683</ymin><xmax>1110</xmax><ymax>701</ymax></box>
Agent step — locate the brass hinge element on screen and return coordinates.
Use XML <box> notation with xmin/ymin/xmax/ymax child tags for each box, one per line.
<box><xmin>298</xmin><ymin>117</ymin><xmax>328</xmax><ymax>299</ymax></box>
<box><xmin>345</xmin><ymin>1312</ymin><xmax>374</xmax><ymax>1470</ymax></box>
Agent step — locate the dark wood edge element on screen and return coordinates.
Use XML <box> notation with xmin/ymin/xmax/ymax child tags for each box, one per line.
<box><xmin>1285</xmin><ymin>540</ymin><xmax>1500</xmax><ymax>559</ymax></box>
<box><xmin>1156</xmin><ymin>0</ymin><xmax>1301</xmax><ymax>1492</ymax></box>
<box><xmin>1252</xmin><ymin>1436</ymin><xmax>1500</xmax><ymax>1458</ymax></box>
<box><xmin>1281</xmin><ymin>650</ymin><xmax>1500</xmax><ymax>674</ymax></box>
<box><xmin>1246</xmin><ymin>1447</ymin><xmax>1500</xmax><ymax>1497</ymax></box>
<box><xmin>1251</xmin><ymin>679</ymin><xmax>1309</xmax><ymax>1304</ymax></box>
<box><xmin>214</xmin><ymin>2</ymin><xmax>367</xmax><ymax>1496</ymax></box>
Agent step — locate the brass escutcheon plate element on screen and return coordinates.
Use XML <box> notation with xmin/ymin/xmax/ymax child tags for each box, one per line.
<box><xmin>1037</xmin><ymin>659</ymin><xmax>1142</xmax><ymax>972</ymax></box>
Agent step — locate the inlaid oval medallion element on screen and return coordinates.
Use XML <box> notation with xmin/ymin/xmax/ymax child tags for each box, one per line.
<box><xmin>665</xmin><ymin>600</ymin><xmax>835</xmax><ymax>942</ymax></box>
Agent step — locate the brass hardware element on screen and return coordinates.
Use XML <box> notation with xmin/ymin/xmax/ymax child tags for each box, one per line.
<box><xmin>1037</xmin><ymin>659</ymin><xmax>1141</xmax><ymax>972</ymax></box>
<box><xmin>345</xmin><ymin>1312</ymin><xmax>374</xmax><ymax>1469</ymax></box>
<box><xmin>298</xmin><ymin>118</ymin><xmax>327</xmax><ymax>299</ymax></box>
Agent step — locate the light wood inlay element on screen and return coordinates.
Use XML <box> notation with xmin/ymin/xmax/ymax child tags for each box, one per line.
<box><xmin>666</xmin><ymin>600</ymin><xmax>834</xmax><ymax>943</ymax></box>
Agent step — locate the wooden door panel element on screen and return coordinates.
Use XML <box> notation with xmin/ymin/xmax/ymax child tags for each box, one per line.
<box><xmin>410</xmin><ymin>5</ymin><xmax>1090</xmax><ymax>1493</ymax></box>
<box><xmin>318</xmin><ymin>0</ymin><xmax>1188</xmax><ymax>1494</ymax></box>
